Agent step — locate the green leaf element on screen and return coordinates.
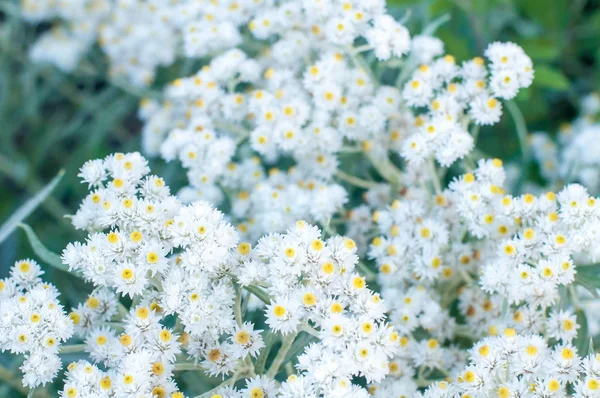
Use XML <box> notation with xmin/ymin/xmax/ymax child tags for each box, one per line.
<box><xmin>517</xmin><ymin>0</ymin><xmax>569</xmax><ymax>31</ymax></box>
<box><xmin>423</xmin><ymin>13</ymin><xmax>451</xmax><ymax>36</ymax></box>
<box><xmin>575</xmin><ymin>308</ymin><xmax>589</xmax><ymax>355</ymax></box>
<box><xmin>0</xmin><ymin>169</ymin><xmax>64</xmax><ymax>244</ymax></box>
<box><xmin>575</xmin><ymin>265</ymin><xmax>600</xmax><ymax>298</ymax></box>
<box><xmin>254</xmin><ymin>332</ymin><xmax>277</xmax><ymax>374</ymax></box>
<box><xmin>532</xmin><ymin>65</ymin><xmax>570</xmax><ymax>91</ymax></box>
<box><xmin>438</xmin><ymin>33</ymin><xmax>470</xmax><ymax>62</ymax></box>
<box><xmin>282</xmin><ymin>332</ymin><xmax>317</xmax><ymax>364</ymax></box>
<box><xmin>244</xmin><ymin>285</ymin><xmax>272</xmax><ymax>305</ymax></box>
<box><xmin>518</xmin><ymin>39</ymin><xmax>560</xmax><ymax>61</ymax></box>
<box><xmin>18</xmin><ymin>223</ymin><xmax>68</xmax><ymax>272</ymax></box>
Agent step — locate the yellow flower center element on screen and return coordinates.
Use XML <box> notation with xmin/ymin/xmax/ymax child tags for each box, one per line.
<box><xmin>152</xmin><ymin>362</ymin><xmax>164</xmax><ymax>376</ymax></box>
<box><xmin>273</xmin><ymin>305</ymin><xmax>286</xmax><ymax>317</ymax></box>
<box><xmin>352</xmin><ymin>276</ymin><xmax>365</xmax><ymax>289</ymax></box>
<box><xmin>238</xmin><ymin>242</ymin><xmax>251</xmax><ymax>255</ymax></box>
<box><xmin>302</xmin><ymin>293</ymin><xmax>316</xmax><ymax>306</ymax></box>
<box><xmin>235</xmin><ymin>331</ymin><xmax>250</xmax><ymax>345</ymax></box>
<box><xmin>119</xmin><ymin>334</ymin><xmax>132</xmax><ymax>346</ymax></box>
<box><xmin>87</xmin><ymin>297</ymin><xmax>100</xmax><ymax>309</ymax></box>
<box><xmin>130</xmin><ymin>231</ymin><xmax>142</xmax><ymax>242</ymax></box>
<box><xmin>160</xmin><ymin>330</ymin><xmax>172</xmax><ymax>342</ymax></box>
<box><xmin>99</xmin><ymin>377</ymin><xmax>111</xmax><ymax>389</ymax></box>
<box><xmin>121</xmin><ymin>269</ymin><xmax>134</xmax><ymax>280</ymax></box>
<box><xmin>146</xmin><ymin>252</ymin><xmax>159</xmax><ymax>264</ymax></box>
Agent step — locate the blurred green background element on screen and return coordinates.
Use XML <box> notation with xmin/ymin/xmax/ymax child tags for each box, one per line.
<box><xmin>0</xmin><ymin>0</ymin><xmax>599</xmax><ymax>395</ymax></box>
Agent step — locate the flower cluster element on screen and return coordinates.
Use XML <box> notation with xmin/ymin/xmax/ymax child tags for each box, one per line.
<box><xmin>354</xmin><ymin>154</ymin><xmax>600</xmax><ymax>387</ymax></box>
<box><xmin>13</xmin><ymin>0</ymin><xmax>600</xmax><ymax>397</ymax></box>
<box><xmin>139</xmin><ymin>11</ymin><xmax>534</xmax><ymax>240</ymax></box>
<box><xmin>401</xmin><ymin>42</ymin><xmax>533</xmax><ymax>168</ymax></box>
<box><xmin>453</xmin><ymin>167</ymin><xmax>599</xmax><ymax>308</ymax></box>
<box><xmin>62</xmin><ymin>152</ymin><xmax>181</xmax><ymax>296</ymax></box>
<box><xmin>531</xmin><ymin>92</ymin><xmax>600</xmax><ymax>194</ymax></box>
<box><xmin>431</xmin><ymin>328</ymin><xmax>600</xmax><ymax>398</ymax></box>
<box><xmin>21</xmin><ymin>0</ymin><xmax>250</xmax><ymax>85</ymax></box>
<box><xmin>0</xmin><ymin>259</ymin><xmax>73</xmax><ymax>387</ymax></box>
<box><xmin>63</xmin><ymin>303</ymin><xmax>184</xmax><ymax>397</ymax></box>
<box><xmin>2</xmin><ymin>152</ymin><xmax>397</xmax><ymax>397</ymax></box>
<box><xmin>243</xmin><ymin>221</ymin><xmax>399</xmax><ymax>392</ymax></box>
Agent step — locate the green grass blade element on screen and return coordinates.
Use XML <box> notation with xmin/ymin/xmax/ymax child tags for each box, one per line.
<box><xmin>0</xmin><ymin>169</ymin><xmax>64</xmax><ymax>244</ymax></box>
<box><xmin>18</xmin><ymin>223</ymin><xmax>67</xmax><ymax>272</ymax></box>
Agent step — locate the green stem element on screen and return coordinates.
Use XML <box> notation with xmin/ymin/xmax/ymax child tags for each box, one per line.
<box><xmin>266</xmin><ymin>332</ymin><xmax>298</xmax><ymax>379</ymax></box>
<box><xmin>428</xmin><ymin>158</ymin><xmax>441</xmax><ymax>194</ymax></box>
<box><xmin>300</xmin><ymin>324</ymin><xmax>320</xmax><ymax>338</ymax></box>
<box><xmin>351</xmin><ymin>44</ymin><xmax>373</xmax><ymax>55</ymax></box>
<box><xmin>345</xmin><ymin>46</ymin><xmax>378</xmax><ymax>88</ymax></box>
<box><xmin>234</xmin><ymin>284</ymin><xmax>243</xmax><ymax>328</ymax></box>
<box><xmin>101</xmin><ymin>322</ymin><xmax>126</xmax><ymax>331</ymax></box>
<box><xmin>505</xmin><ymin>100</ymin><xmax>530</xmax><ymax>192</ymax></box>
<box><xmin>59</xmin><ymin>344</ymin><xmax>87</xmax><ymax>354</ymax></box>
<box><xmin>243</xmin><ymin>285</ymin><xmax>271</xmax><ymax>305</ymax></box>
<box><xmin>356</xmin><ymin>262</ymin><xmax>378</xmax><ymax>282</ymax></box>
<box><xmin>254</xmin><ymin>333</ymin><xmax>277</xmax><ymax>374</ymax></box>
<box><xmin>0</xmin><ymin>365</ymin><xmax>52</xmax><ymax>398</ymax></box>
<box><xmin>365</xmin><ymin>151</ymin><xmax>403</xmax><ymax>188</ymax></box>
<box><xmin>469</xmin><ymin>123</ymin><xmax>481</xmax><ymax>144</ymax></box>
<box><xmin>213</xmin><ymin>120</ymin><xmax>250</xmax><ymax>140</ymax></box>
<box><xmin>193</xmin><ymin>368</ymin><xmax>245</xmax><ymax>398</ymax></box>
<box><xmin>174</xmin><ymin>362</ymin><xmax>205</xmax><ymax>372</ymax></box>
<box><xmin>116</xmin><ymin>302</ymin><xmax>129</xmax><ymax>320</ymax></box>
<box><xmin>335</xmin><ymin>170</ymin><xmax>377</xmax><ymax>189</ymax></box>
<box><xmin>0</xmin><ymin>365</ymin><xmax>28</xmax><ymax>395</ymax></box>
<box><xmin>569</xmin><ymin>285</ymin><xmax>582</xmax><ymax>310</ymax></box>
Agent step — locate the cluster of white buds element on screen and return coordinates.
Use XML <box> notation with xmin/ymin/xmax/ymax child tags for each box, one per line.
<box><xmin>0</xmin><ymin>259</ymin><xmax>73</xmax><ymax>388</ymax></box>
<box><xmin>401</xmin><ymin>43</ymin><xmax>533</xmax><ymax>168</ymax></box>
<box><xmin>21</xmin><ymin>0</ymin><xmax>253</xmax><ymax>85</ymax></box>
<box><xmin>531</xmin><ymin>92</ymin><xmax>600</xmax><ymax>194</ymax></box>
<box><xmin>433</xmin><ymin>329</ymin><xmax>600</xmax><ymax>398</ymax></box>
<box><xmin>1</xmin><ymin>152</ymin><xmax>401</xmax><ymax>397</ymax></box>
<box><xmin>14</xmin><ymin>0</ymin><xmax>600</xmax><ymax>397</ymax></box>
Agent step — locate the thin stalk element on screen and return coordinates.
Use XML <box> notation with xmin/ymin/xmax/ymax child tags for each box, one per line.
<box><xmin>101</xmin><ymin>322</ymin><xmax>126</xmax><ymax>331</ymax></box>
<box><xmin>505</xmin><ymin>100</ymin><xmax>530</xmax><ymax>192</ymax></box>
<box><xmin>254</xmin><ymin>333</ymin><xmax>277</xmax><ymax>374</ymax></box>
<box><xmin>193</xmin><ymin>368</ymin><xmax>245</xmax><ymax>398</ymax></box>
<box><xmin>351</xmin><ymin>44</ymin><xmax>373</xmax><ymax>55</ymax></box>
<box><xmin>469</xmin><ymin>123</ymin><xmax>481</xmax><ymax>144</ymax></box>
<box><xmin>365</xmin><ymin>151</ymin><xmax>403</xmax><ymax>188</ymax></box>
<box><xmin>174</xmin><ymin>362</ymin><xmax>205</xmax><ymax>372</ymax></box>
<box><xmin>213</xmin><ymin>120</ymin><xmax>250</xmax><ymax>139</ymax></box>
<box><xmin>244</xmin><ymin>285</ymin><xmax>271</xmax><ymax>305</ymax></box>
<box><xmin>335</xmin><ymin>170</ymin><xmax>377</xmax><ymax>189</ymax></box>
<box><xmin>570</xmin><ymin>285</ymin><xmax>582</xmax><ymax>309</ymax></box>
<box><xmin>234</xmin><ymin>284</ymin><xmax>243</xmax><ymax>328</ymax></box>
<box><xmin>59</xmin><ymin>344</ymin><xmax>87</xmax><ymax>354</ymax></box>
<box><xmin>266</xmin><ymin>332</ymin><xmax>298</xmax><ymax>378</ymax></box>
<box><xmin>301</xmin><ymin>324</ymin><xmax>320</xmax><ymax>338</ymax></box>
<box><xmin>345</xmin><ymin>46</ymin><xmax>378</xmax><ymax>88</ymax></box>
<box><xmin>356</xmin><ymin>262</ymin><xmax>378</xmax><ymax>282</ymax></box>
<box><xmin>428</xmin><ymin>158</ymin><xmax>441</xmax><ymax>194</ymax></box>
<box><xmin>116</xmin><ymin>302</ymin><xmax>129</xmax><ymax>320</ymax></box>
<box><xmin>0</xmin><ymin>365</ymin><xmax>28</xmax><ymax>395</ymax></box>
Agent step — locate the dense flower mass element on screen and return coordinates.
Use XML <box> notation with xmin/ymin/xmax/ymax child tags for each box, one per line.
<box><xmin>6</xmin><ymin>0</ymin><xmax>600</xmax><ymax>397</ymax></box>
<box><xmin>55</xmin><ymin>153</ymin><xmax>400</xmax><ymax>397</ymax></box>
<box><xmin>531</xmin><ymin>93</ymin><xmax>600</xmax><ymax>195</ymax></box>
<box><xmin>0</xmin><ymin>259</ymin><xmax>73</xmax><ymax>388</ymax></box>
